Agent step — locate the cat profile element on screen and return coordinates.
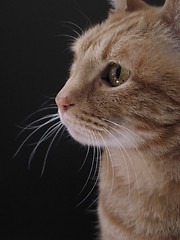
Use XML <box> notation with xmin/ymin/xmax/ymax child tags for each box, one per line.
<box><xmin>56</xmin><ymin>0</ymin><xmax>180</xmax><ymax>239</ymax></box>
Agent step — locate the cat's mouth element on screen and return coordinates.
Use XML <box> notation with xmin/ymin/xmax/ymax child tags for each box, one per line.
<box><xmin>58</xmin><ymin>110</ymin><xmax>141</xmax><ymax>148</ymax></box>
<box><xmin>58</xmin><ymin>110</ymin><xmax>106</xmax><ymax>146</ymax></box>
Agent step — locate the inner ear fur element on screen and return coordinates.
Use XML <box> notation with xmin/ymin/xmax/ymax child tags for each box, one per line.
<box><xmin>110</xmin><ymin>0</ymin><xmax>149</xmax><ymax>12</ymax></box>
<box><xmin>161</xmin><ymin>0</ymin><xmax>180</xmax><ymax>30</ymax></box>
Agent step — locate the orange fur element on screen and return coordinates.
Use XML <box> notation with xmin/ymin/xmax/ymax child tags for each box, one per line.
<box><xmin>56</xmin><ymin>0</ymin><xmax>180</xmax><ymax>239</ymax></box>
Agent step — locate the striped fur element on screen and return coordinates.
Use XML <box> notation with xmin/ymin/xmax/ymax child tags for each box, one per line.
<box><xmin>56</xmin><ymin>0</ymin><xmax>180</xmax><ymax>239</ymax></box>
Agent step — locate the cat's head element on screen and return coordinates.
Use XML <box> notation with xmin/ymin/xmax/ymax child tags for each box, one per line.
<box><xmin>56</xmin><ymin>0</ymin><xmax>180</xmax><ymax>149</ymax></box>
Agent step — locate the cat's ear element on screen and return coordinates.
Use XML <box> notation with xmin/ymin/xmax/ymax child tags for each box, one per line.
<box><xmin>109</xmin><ymin>0</ymin><xmax>148</xmax><ymax>11</ymax></box>
<box><xmin>161</xmin><ymin>0</ymin><xmax>180</xmax><ymax>31</ymax></box>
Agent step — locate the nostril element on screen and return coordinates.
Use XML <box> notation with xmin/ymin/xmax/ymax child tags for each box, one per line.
<box><xmin>63</xmin><ymin>102</ymin><xmax>75</xmax><ymax>111</ymax></box>
<box><xmin>55</xmin><ymin>94</ymin><xmax>75</xmax><ymax>112</ymax></box>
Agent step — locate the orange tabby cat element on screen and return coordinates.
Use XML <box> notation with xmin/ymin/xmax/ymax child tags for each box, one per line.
<box><xmin>56</xmin><ymin>0</ymin><xmax>180</xmax><ymax>239</ymax></box>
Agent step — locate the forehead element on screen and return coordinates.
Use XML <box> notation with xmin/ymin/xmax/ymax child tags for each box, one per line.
<box><xmin>72</xmin><ymin>10</ymin><xmax>154</xmax><ymax>61</ymax></box>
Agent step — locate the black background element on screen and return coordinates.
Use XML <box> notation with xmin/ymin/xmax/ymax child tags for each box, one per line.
<box><xmin>1</xmin><ymin>0</ymin><xmax>164</xmax><ymax>239</ymax></box>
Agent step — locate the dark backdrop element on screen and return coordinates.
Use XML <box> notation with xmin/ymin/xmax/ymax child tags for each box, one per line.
<box><xmin>1</xmin><ymin>0</ymin><xmax>165</xmax><ymax>239</ymax></box>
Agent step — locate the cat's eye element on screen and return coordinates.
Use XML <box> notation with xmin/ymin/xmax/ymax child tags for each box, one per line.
<box><xmin>102</xmin><ymin>63</ymin><xmax>131</xmax><ymax>87</ymax></box>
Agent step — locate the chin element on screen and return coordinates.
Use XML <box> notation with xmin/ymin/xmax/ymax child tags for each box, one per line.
<box><xmin>60</xmin><ymin>113</ymin><xmax>101</xmax><ymax>147</ymax></box>
<box><xmin>66</xmin><ymin>126</ymin><xmax>91</xmax><ymax>146</ymax></box>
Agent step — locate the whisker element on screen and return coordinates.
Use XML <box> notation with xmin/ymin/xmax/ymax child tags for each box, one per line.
<box><xmin>56</xmin><ymin>34</ymin><xmax>77</xmax><ymax>41</ymax></box>
<box><xmin>22</xmin><ymin>103</ymin><xmax>57</xmax><ymax>124</ymax></box>
<box><xmin>102</xmin><ymin>118</ymin><xmax>151</xmax><ymax>151</ymax></box>
<box><xmin>76</xmin><ymin>8</ymin><xmax>92</xmax><ymax>27</ymax></box>
<box><xmin>92</xmin><ymin>131</ymin><xmax>100</xmax><ymax>180</ymax></box>
<box><xmin>76</xmin><ymin>138</ymin><xmax>99</xmax><ymax>208</ymax></box>
<box><xmin>17</xmin><ymin>114</ymin><xmax>59</xmax><ymax>136</ymax></box>
<box><xmin>60</xmin><ymin>20</ymin><xmax>84</xmax><ymax>35</ymax></box>
<box><xmin>41</xmin><ymin>124</ymin><xmax>63</xmax><ymax>176</ymax></box>
<box><xmin>76</xmin><ymin>167</ymin><xmax>99</xmax><ymax>207</ymax></box>
<box><xmin>102</xmin><ymin>127</ymin><xmax>131</xmax><ymax>203</ymax></box>
<box><xmin>101</xmin><ymin>118</ymin><xmax>155</xmax><ymax>183</ymax></box>
<box><xmin>73</xmin><ymin>29</ymin><xmax>81</xmax><ymax>38</ymax></box>
<box><xmin>28</xmin><ymin>122</ymin><xmax>62</xmax><ymax>169</ymax></box>
<box><xmin>101</xmin><ymin>126</ymin><xmax>141</xmax><ymax>209</ymax></box>
<box><xmin>77</xmin><ymin>141</ymin><xmax>90</xmax><ymax>173</ymax></box>
<box><xmin>88</xmin><ymin>134</ymin><xmax>101</xmax><ymax>208</ymax></box>
<box><xmin>78</xmin><ymin>131</ymin><xmax>96</xmax><ymax>195</ymax></box>
<box><xmin>102</xmin><ymin>118</ymin><xmax>144</xmax><ymax>143</ymax></box>
<box><xmin>77</xmin><ymin>130</ymin><xmax>101</xmax><ymax>207</ymax></box>
<box><xmin>110</xmin><ymin>125</ymin><xmax>155</xmax><ymax>183</ymax></box>
<box><xmin>56</xmin><ymin>125</ymin><xmax>66</xmax><ymax>145</ymax></box>
<box><xmin>87</xmin><ymin>139</ymin><xmax>102</xmax><ymax>209</ymax></box>
<box><xmin>119</xmin><ymin>124</ymin><xmax>166</xmax><ymax>172</ymax></box>
<box><xmin>98</xmin><ymin>131</ymin><xmax>115</xmax><ymax>206</ymax></box>
<box><xmin>14</xmin><ymin>116</ymin><xmax>59</xmax><ymax>157</ymax></box>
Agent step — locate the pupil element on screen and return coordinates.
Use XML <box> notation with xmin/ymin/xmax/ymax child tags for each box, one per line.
<box><xmin>116</xmin><ymin>67</ymin><xmax>121</xmax><ymax>79</ymax></box>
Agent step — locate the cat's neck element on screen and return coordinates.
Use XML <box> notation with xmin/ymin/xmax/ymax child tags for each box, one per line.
<box><xmin>100</xmin><ymin>139</ymin><xmax>180</xmax><ymax>198</ymax></box>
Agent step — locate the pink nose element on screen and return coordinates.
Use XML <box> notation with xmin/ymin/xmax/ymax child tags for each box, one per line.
<box><xmin>55</xmin><ymin>94</ymin><xmax>75</xmax><ymax>113</ymax></box>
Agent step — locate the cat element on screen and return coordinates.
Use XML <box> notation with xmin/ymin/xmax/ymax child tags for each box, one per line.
<box><xmin>55</xmin><ymin>0</ymin><xmax>180</xmax><ymax>239</ymax></box>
